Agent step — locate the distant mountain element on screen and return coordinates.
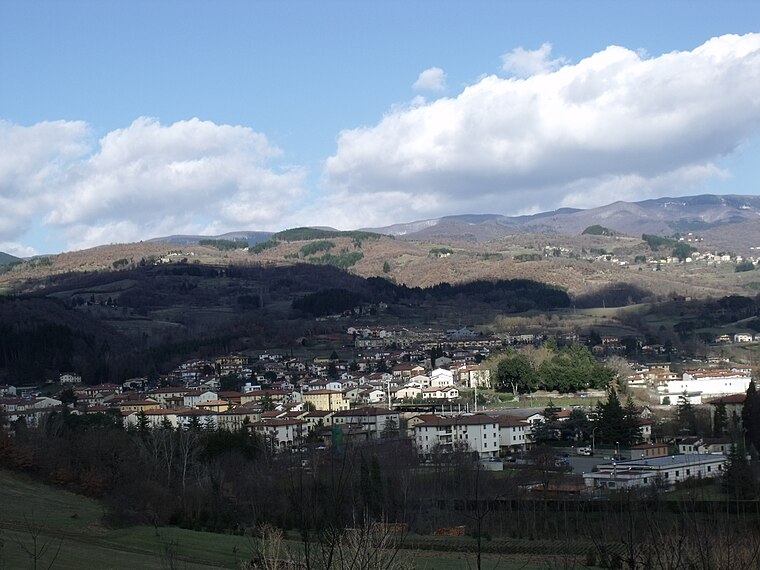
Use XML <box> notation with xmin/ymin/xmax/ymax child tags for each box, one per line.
<box><xmin>364</xmin><ymin>194</ymin><xmax>760</xmax><ymax>243</ymax></box>
<box><xmin>147</xmin><ymin>231</ymin><xmax>274</xmax><ymax>246</ymax></box>
<box><xmin>0</xmin><ymin>251</ymin><xmax>22</xmax><ymax>265</ymax></box>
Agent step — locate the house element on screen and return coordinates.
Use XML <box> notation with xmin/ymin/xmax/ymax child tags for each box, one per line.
<box><xmin>392</xmin><ymin>364</ymin><xmax>426</xmax><ymax>381</ymax></box>
<box><xmin>176</xmin><ymin>408</ymin><xmax>218</xmax><ymax>430</ymax></box>
<box><xmin>331</xmin><ymin>407</ymin><xmax>400</xmax><ymax>439</ymax></box>
<box><xmin>394</xmin><ymin>385</ymin><xmax>422</xmax><ymax>401</ymax></box>
<box><xmin>59</xmin><ymin>373</ymin><xmax>82</xmax><ymax>385</ymax></box>
<box><xmin>409</xmin><ymin>374</ymin><xmax>431</xmax><ymax>388</ymax></box>
<box><xmin>302</xmin><ymin>390</ymin><xmax>350</xmax><ymax>412</ymax></box>
<box><xmin>302</xmin><ymin>410</ymin><xmax>334</xmax><ymax>430</ymax></box>
<box><xmin>197</xmin><ymin>399</ymin><xmax>231</xmax><ymax>413</ymax></box>
<box><xmin>705</xmin><ymin>394</ymin><xmax>745</xmax><ymax>431</ymax></box>
<box><xmin>430</xmin><ymin>368</ymin><xmax>454</xmax><ymax>388</ymax></box>
<box><xmin>457</xmin><ymin>365</ymin><xmax>491</xmax><ymax>389</ymax></box>
<box><xmin>183</xmin><ymin>389</ymin><xmax>218</xmax><ymax>408</ymax></box>
<box><xmin>239</xmin><ymin>389</ymin><xmax>290</xmax><ymax>406</ymax></box>
<box><xmin>249</xmin><ymin>418</ymin><xmax>307</xmax><ymax>452</ymax></box>
<box><xmin>216</xmin><ymin>403</ymin><xmax>263</xmax><ymax>431</ymax></box>
<box><xmin>414</xmin><ymin>414</ymin><xmax>500</xmax><ymax>458</ymax></box>
<box><xmin>678</xmin><ymin>437</ymin><xmax>734</xmax><ymax>455</ymax></box>
<box><xmin>358</xmin><ymin>388</ymin><xmax>386</xmax><ymax>405</ymax></box>
<box><xmin>147</xmin><ymin>387</ymin><xmax>189</xmax><ymax>409</ymax></box>
<box><xmin>421</xmin><ymin>386</ymin><xmax>460</xmax><ymax>400</ymax></box>
<box><xmin>118</xmin><ymin>399</ymin><xmax>161</xmax><ymax>414</ymax></box>
<box><xmin>583</xmin><ymin>454</ymin><xmax>727</xmax><ymax>490</ymax></box>
<box><xmin>496</xmin><ymin>416</ymin><xmax>532</xmax><ymax>452</ymax></box>
<box><xmin>629</xmin><ymin>443</ymin><xmax>669</xmax><ymax>460</ymax></box>
<box><xmin>124</xmin><ymin>408</ymin><xmax>180</xmax><ymax>429</ymax></box>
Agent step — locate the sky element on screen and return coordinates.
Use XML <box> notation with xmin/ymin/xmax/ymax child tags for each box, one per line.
<box><xmin>1</xmin><ymin>1</ymin><xmax>760</xmax><ymax>256</ymax></box>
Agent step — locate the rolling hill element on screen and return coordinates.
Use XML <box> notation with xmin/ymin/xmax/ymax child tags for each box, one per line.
<box><xmin>0</xmin><ymin>251</ymin><xmax>21</xmax><ymax>265</ymax></box>
<box><xmin>364</xmin><ymin>194</ymin><xmax>760</xmax><ymax>249</ymax></box>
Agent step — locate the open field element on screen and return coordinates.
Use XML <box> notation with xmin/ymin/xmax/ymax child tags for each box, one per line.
<box><xmin>0</xmin><ymin>470</ymin><xmax>579</xmax><ymax>569</ymax></box>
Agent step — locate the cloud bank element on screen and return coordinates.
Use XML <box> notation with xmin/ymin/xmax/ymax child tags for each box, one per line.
<box><xmin>321</xmin><ymin>33</ymin><xmax>760</xmax><ymax>228</ymax></box>
<box><xmin>2</xmin><ymin>34</ymin><xmax>760</xmax><ymax>252</ymax></box>
<box><xmin>0</xmin><ymin>118</ymin><xmax>304</xmax><ymax>251</ymax></box>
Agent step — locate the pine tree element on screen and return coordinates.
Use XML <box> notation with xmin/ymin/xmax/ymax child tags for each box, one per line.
<box><xmin>741</xmin><ymin>380</ymin><xmax>760</xmax><ymax>453</ymax></box>
<box><xmin>713</xmin><ymin>401</ymin><xmax>728</xmax><ymax>438</ymax></box>
<box><xmin>623</xmin><ymin>396</ymin><xmax>642</xmax><ymax>446</ymax></box>
<box><xmin>595</xmin><ymin>388</ymin><xmax>627</xmax><ymax>446</ymax></box>
<box><xmin>722</xmin><ymin>443</ymin><xmax>756</xmax><ymax>500</ymax></box>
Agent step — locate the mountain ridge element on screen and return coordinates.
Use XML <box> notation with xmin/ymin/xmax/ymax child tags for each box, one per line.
<box><xmin>362</xmin><ymin>194</ymin><xmax>760</xmax><ymax>242</ymax></box>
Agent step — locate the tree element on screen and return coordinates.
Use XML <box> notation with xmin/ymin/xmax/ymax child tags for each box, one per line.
<box><xmin>382</xmin><ymin>260</ymin><xmax>391</xmax><ymax>273</ymax></box>
<box><xmin>742</xmin><ymin>380</ymin><xmax>760</xmax><ymax>454</ymax></box>
<box><xmin>381</xmin><ymin>417</ymin><xmax>399</xmax><ymax>439</ymax></box>
<box><xmin>59</xmin><ymin>387</ymin><xmax>77</xmax><ymax>407</ymax></box>
<box><xmin>561</xmin><ymin>408</ymin><xmax>591</xmax><ymax>442</ymax></box>
<box><xmin>713</xmin><ymin>401</ymin><xmax>728</xmax><ymax>437</ymax></box>
<box><xmin>495</xmin><ymin>350</ymin><xmax>536</xmax><ymax>395</ymax></box>
<box><xmin>260</xmin><ymin>393</ymin><xmax>275</xmax><ymax>412</ymax></box>
<box><xmin>677</xmin><ymin>396</ymin><xmax>698</xmax><ymax>435</ymax></box>
<box><xmin>623</xmin><ymin>396</ymin><xmax>643</xmax><ymax>446</ymax></box>
<box><xmin>722</xmin><ymin>443</ymin><xmax>756</xmax><ymax>500</ymax></box>
<box><xmin>595</xmin><ymin>388</ymin><xmax>628</xmax><ymax>446</ymax></box>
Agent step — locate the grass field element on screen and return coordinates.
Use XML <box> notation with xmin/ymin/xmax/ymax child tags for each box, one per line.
<box><xmin>0</xmin><ymin>470</ymin><xmax>568</xmax><ymax>569</ymax></box>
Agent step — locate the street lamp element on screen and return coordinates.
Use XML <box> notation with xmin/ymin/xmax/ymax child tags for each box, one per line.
<box><xmin>592</xmin><ymin>426</ymin><xmax>599</xmax><ymax>456</ymax></box>
<box><xmin>615</xmin><ymin>441</ymin><xmax>620</xmax><ymax>460</ymax></box>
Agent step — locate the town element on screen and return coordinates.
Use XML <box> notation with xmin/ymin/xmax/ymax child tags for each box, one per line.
<box><xmin>3</xmin><ymin>320</ymin><xmax>757</xmax><ymax>499</ymax></box>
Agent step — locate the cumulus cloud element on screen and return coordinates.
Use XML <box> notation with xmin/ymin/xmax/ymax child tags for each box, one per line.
<box><xmin>413</xmin><ymin>67</ymin><xmax>447</xmax><ymax>92</ymax></box>
<box><xmin>322</xmin><ymin>33</ymin><xmax>760</xmax><ymax>228</ymax></box>
<box><xmin>0</xmin><ymin>117</ymin><xmax>305</xmax><ymax>251</ymax></box>
<box><xmin>501</xmin><ymin>42</ymin><xmax>567</xmax><ymax>77</ymax></box>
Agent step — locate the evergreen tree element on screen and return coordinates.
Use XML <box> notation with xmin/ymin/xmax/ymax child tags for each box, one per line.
<box><xmin>595</xmin><ymin>388</ymin><xmax>628</xmax><ymax>446</ymax></box>
<box><xmin>260</xmin><ymin>393</ymin><xmax>275</xmax><ymax>412</ymax></box>
<box><xmin>137</xmin><ymin>409</ymin><xmax>149</xmax><ymax>434</ymax></box>
<box><xmin>722</xmin><ymin>443</ymin><xmax>757</xmax><ymax>500</ymax></box>
<box><xmin>677</xmin><ymin>396</ymin><xmax>698</xmax><ymax>435</ymax></box>
<box><xmin>713</xmin><ymin>401</ymin><xmax>728</xmax><ymax>438</ymax></box>
<box><xmin>623</xmin><ymin>396</ymin><xmax>643</xmax><ymax>446</ymax></box>
<box><xmin>742</xmin><ymin>380</ymin><xmax>760</xmax><ymax>453</ymax></box>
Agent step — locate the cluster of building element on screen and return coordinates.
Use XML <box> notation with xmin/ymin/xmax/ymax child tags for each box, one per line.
<box><xmin>627</xmin><ymin>364</ymin><xmax>753</xmax><ymax>406</ymax></box>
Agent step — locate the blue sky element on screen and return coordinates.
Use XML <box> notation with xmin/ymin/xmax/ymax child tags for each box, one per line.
<box><xmin>1</xmin><ymin>1</ymin><xmax>759</xmax><ymax>255</ymax></box>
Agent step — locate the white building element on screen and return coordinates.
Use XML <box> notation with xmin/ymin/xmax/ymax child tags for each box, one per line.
<box><xmin>249</xmin><ymin>418</ymin><xmax>307</xmax><ymax>451</ymax></box>
<box><xmin>331</xmin><ymin>407</ymin><xmax>400</xmax><ymax>439</ymax></box>
<box><xmin>421</xmin><ymin>386</ymin><xmax>460</xmax><ymax>400</ymax></box>
<box><xmin>657</xmin><ymin>369</ymin><xmax>751</xmax><ymax>405</ymax></box>
<box><xmin>496</xmin><ymin>416</ymin><xmax>532</xmax><ymax>452</ymax></box>
<box><xmin>414</xmin><ymin>414</ymin><xmax>500</xmax><ymax>458</ymax></box>
<box><xmin>583</xmin><ymin>454</ymin><xmax>727</xmax><ymax>490</ymax></box>
<box><xmin>430</xmin><ymin>368</ymin><xmax>454</xmax><ymax>388</ymax></box>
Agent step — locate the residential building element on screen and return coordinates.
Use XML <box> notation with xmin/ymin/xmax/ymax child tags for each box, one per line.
<box><xmin>302</xmin><ymin>390</ymin><xmax>350</xmax><ymax>412</ymax></box>
<box><xmin>332</xmin><ymin>407</ymin><xmax>400</xmax><ymax>439</ymax></box>
<box><xmin>414</xmin><ymin>414</ymin><xmax>500</xmax><ymax>458</ymax></box>
<box><xmin>496</xmin><ymin>416</ymin><xmax>532</xmax><ymax>452</ymax></box>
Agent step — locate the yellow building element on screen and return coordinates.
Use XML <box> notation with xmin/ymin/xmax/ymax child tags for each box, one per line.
<box><xmin>302</xmin><ymin>390</ymin><xmax>350</xmax><ymax>412</ymax></box>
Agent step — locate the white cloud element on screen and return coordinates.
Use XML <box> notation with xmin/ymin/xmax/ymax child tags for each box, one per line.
<box><xmin>322</xmin><ymin>33</ymin><xmax>760</xmax><ymax>228</ymax></box>
<box><xmin>0</xmin><ymin>117</ymin><xmax>305</xmax><ymax>251</ymax></box>
<box><xmin>413</xmin><ymin>67</ymin><xmax>447</xmax><ymax>92</ymax></box>
<box><xmin>0</xmin><ymin>242</ymin><xmax>38</xmax><ymax>258</ymax></box>
<box><xmin>501</xmin><ymin>42</ymin><xmax>567</xmax><ymax>78</ymax></box>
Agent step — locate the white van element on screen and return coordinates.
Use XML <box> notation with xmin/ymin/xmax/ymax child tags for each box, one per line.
<box><xmin>576</xmin><ymin>447</ymin><xmax>593</xmax><ymax>456</ymax></box>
